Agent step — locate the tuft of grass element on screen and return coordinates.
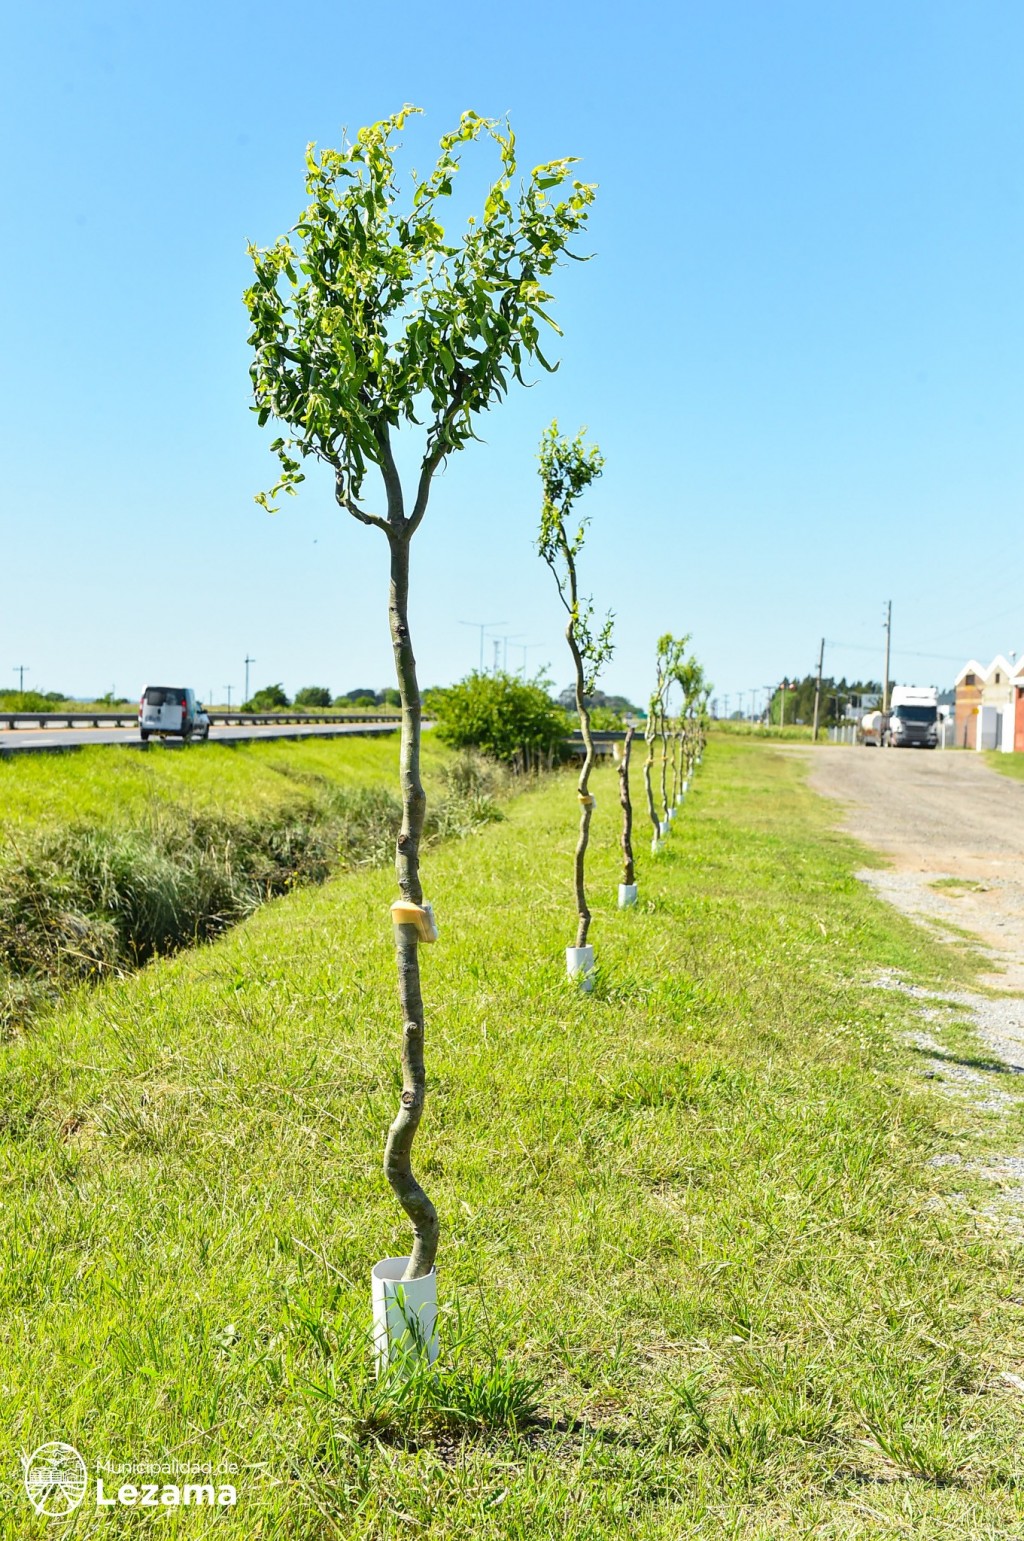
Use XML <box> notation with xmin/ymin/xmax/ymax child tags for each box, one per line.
<box><xmin>929</xmin><ymin>876</ymin><xmax>988</xmax><ymax>893</ymax></box>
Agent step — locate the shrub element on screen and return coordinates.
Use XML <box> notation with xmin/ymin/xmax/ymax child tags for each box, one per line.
<box><xmin>293</xmin><ymin>686</ymin><xmax>332</xmax><ymax>709</ymax></box>
<box><xmin>0</xmin><ymin>691</ymin><xmax>58</xmax><ymax>713</ymax></box>
<box><xmin>427</xmin><ymin>672</ymin><xmax>570</xmax><ymax>772</ymax></box>
<box><xmin>242</xmin><ymin>683</ymin><xmax>290</xmax><ymax>712</ymax></box>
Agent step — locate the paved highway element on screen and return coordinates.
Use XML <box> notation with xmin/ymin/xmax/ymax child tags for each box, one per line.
<box><xmin>0</xmin><ymin>721</ymin><xmax>400</xmax><ymax>755</ymax></box>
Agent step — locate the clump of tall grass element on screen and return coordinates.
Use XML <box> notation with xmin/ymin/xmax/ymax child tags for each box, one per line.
<box><xmin>427</xmin><ymin>750</ymin><xmax>508</xmax><ymax>841</ymax></box>
<box><xmin>0</xmin><ymin>752</ymin><xmax>512</xmax><ymax>1035</ymax></box>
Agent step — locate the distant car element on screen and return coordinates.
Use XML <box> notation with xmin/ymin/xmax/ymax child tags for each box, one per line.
<box><xmin>139</xmin><ymin>686</ymin><xmax>210</xmax><ymax>743</ymax></box>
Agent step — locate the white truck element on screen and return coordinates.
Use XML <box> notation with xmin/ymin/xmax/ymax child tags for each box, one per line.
<box><xmin>859</xmin><ymin>709</ymin><xmax>884</xmax><ymax>746</ymax></box>
<box><xmin>883</xmin><ymin>685</ymin><xmax>939</xmax><ymax>749</ymax></box>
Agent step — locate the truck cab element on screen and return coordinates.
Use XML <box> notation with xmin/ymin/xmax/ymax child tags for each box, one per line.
<box><xmin>885</xmin><ymin>686</ymin><xmax>938</xmax><ymax>749</ymax></box>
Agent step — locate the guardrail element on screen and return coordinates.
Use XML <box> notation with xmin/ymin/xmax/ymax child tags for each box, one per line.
<box><xmin>566</xmin><ymin>730</ymin><xmax>626</xmax><ymax>758</ymax></box>
<box><xmin>0</xmin><ymin>710</ymin><xmax>403</xmax><ymax>730</ymax></box>
<box><xmin>0</xmin><ymin>715</ymin><xmax>628</xmax><ymax>762</ymax></box>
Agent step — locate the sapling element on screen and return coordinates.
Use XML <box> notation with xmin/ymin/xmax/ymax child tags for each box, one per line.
<box><xmin>659</xmin><ymin>684</ymin><xmax>672</xmax><ymax>830</ymax></box>
<box><xmin>672</xmin><ymin>653</ymin><xmax>705</xmax><ymax>794</ymax></box>
<box><xmin>245</xmin><ymin>109</ymin><xmax>594</xmax><ymax>1281</ymax></box>
<box><xmin>537</xmin><ymin>422</ymin><xmax>611</xmax><ymax>968</ymax></box>
<box><xmin>643</xmin><ymin>635</ymin><xmax>686</xmax><ymax>850</ymax></box>
<box><xmin>617</xmin><ymin>720</ymin><xmax>637</xmax><ymax>902</ymax></box>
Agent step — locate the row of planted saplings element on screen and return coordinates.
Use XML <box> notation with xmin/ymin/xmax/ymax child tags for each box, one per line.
<box><xmin>538</xmin><ymin>432</ymin><xmax>711</xmax><ymax>989</ymax></box>
<box><xmin>244</xmin><ymin>111</ymin><xmax>707</xmax><ymax>1376</ymax></box>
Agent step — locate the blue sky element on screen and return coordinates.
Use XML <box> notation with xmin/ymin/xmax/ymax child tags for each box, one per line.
<box><xmin>2</xmin><ymin>0</ymin><xmax>1021</xmax><ymax>709</ymax></box>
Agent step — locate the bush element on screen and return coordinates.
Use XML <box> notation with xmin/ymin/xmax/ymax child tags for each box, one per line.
<box><xmin>586</xmin><ymin>705</ymin><xmax>626</xmax><ymax>730</ymax></box>
<box><xmin>242</xmin><ymin>683</ymin><xmax>291</xmax><ymax>712</ymax></box>
<box><xmin>427</xmin><ymin>672</ymin><xmax>570</xmax><ymax>772</ymax></box>
<box><xmin>0</xmin><ymin>691</ymin><xmax>59</xmax><ymax>713</ymax></box>
<box><xmin>294</xmin><ymin>686</ymin><xmax>332</xmax><ymax>709</ymax></box>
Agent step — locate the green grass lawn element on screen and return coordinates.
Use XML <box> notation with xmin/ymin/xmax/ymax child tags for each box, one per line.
<box><xmin>0</xmin><ymin>733</ymin><xmax>444</xmax><ymax>833</ymax></box>
<box><xmin>2</xmin><ymin>739</ymin><xmax>1022</xmax><ymax>1537</ymax></box>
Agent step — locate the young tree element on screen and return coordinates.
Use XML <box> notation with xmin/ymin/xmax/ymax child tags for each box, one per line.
<box><xmin>643</xmin><ymin>635</ymin><xmax>686</xmax><ymax>849</ymax></box>
<box><xmin>659</xmin><ymin>685</ymin><xmax>672</xmax><ymax>827</ymax></box>
<box><xmin>537</xmin><ymin>423</ymin><xmax>611</xmax><ymax>958</ymax></box>
<box><xmin>245</xmin><ymin>108</ymin><xmax>595</xmax><ymax>1280</ymax></box>
<box><xmin>672</xmin><ymin>654</ymin><xmax>705</xmax><ymax>791</ymax></box>
<box><xmin>617</xmin><ymin>720</ymin><xmax>637</xmax><ymax>896</ymax></box>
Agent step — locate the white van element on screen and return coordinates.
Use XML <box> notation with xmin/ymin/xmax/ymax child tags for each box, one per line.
<box><xmin>138</xmin><ymin>687</ymin><xmax>210</xmax><ymax>742</ymax></box>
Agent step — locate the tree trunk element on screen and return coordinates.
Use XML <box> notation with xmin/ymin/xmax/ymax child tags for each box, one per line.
<box><xmin>659</xmin><ymin>709</ymin><xmax>670</xmax><ymax>822</ymax></box>
<box><xmin>619</xmin><ymin>724</ymin><xmax>635</xmax><ymax>885</ymax></box>
<box><xmin>383</xmin><ymin>532</ymin><xmax>438</xmax><ymax>1281</ymax></box>
<box><xmin>643</xmin><ymin>723</ymin><xmax>659</xmax><ymax>842</ymax></box>
<box><xmin>570</xmin><ymin>627</ymin><xmax>594</xmax><ymax>949</ymax></box>
<box><xmin>670</xmin><ymin>727</ymin><xmax>680</xmax><ymax>806</ymax></box>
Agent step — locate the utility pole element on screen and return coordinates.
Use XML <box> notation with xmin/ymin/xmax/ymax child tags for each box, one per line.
<box><xmin>459</xmin><ymin>619</ymin><xmax>506</xmax><ymax>673</ymax></box>
<box><xmin>492</xmin><ymin>638</ymin><xmax>501</xmax><ymax>675</ymax></box>
<box><xmin>882</xmin><ymin>601</ymin><xmax>892</xmax><ymax>715</ymax></box>
<box><xmin>497</xmin><ymin>633</ymin><xmax>523</xmax><ymax>671</ymax></box>
<box><xmin>244</xmin><ymin>655</ymin><xmax>255</xmax><ymax>703</ymax></box>
<box><xmin>812</xmin><ymin>637</ymin><xmax>825</xmax><ymax>742</ymax></box>
<box><xmin>13</xmin><ymin>665</ymin><xmax>28</xmax><ymax>692</ymax></box>
<box><xmin>225</xmin><ymin>685</ymin><xmax>233</xmax><ymax>709</ymax></box>
<box><xmin>514</xmin><ymin>642</ymin><xmax>543</xmax><ymax>675</ymax></box>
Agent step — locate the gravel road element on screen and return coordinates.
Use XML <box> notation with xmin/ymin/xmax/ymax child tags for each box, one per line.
<box><xmin>795</xmin><ymin>743</ymin><xmax>1024</xmax><ymax>1073</ymax></box>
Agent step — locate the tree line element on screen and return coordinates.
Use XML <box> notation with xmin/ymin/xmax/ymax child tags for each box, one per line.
<box><xmin>766</xmin><ymin>676</ymin><xmax>881</xmax><ymax>727</ymax></box>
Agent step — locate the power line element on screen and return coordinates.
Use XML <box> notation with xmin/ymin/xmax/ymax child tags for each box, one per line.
<box><xmin>827</xmin><ymin>639</ymin><xmax>965</xmax><ymax>664</ymax></box>
<box><xmin>459</xmin><ymin>619</ymin><xmax>506</xmax><ymax>672</ymax></box>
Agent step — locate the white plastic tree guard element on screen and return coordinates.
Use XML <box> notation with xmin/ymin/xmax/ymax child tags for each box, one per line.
<box><xmin>371</xmin><ymin>1257</ymin><xmax>439</xmax><ymax>1376</ymax></box>
<box><xmin>566</xmin><ymin>944</ymin><xmax>595</xmax><ymax>990</ymax></box>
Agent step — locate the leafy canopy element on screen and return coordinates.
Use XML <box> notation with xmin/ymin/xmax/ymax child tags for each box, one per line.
<box><xmin>537</xmin><ymin>422</ymin><xmax>613</xmax><ymax>694</ymax></box>
<box><xmin>671</xmin><ymin>653</ymin><xmax>707</xmax><ymax>712</ymax></box>
<box><xmin>648</xmin><ymin>632</ymin><xmax>690</xmax><ymax>726</ymax></box>
<box><xmin>244</xmin><ymin>107</ymin><xmax>597</xmax><ymax>526</ymax></box>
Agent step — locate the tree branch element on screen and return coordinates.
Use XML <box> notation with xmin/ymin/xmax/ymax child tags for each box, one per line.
<box><xmin>333</xmin><ymin>467</ymin><xmax>391</xmax><ymax>534</ymax></box>
<box><xmin>375</xmin><ymin>421</ymin><xmax>407</xmax><ymax>529</ymax></box>
<box><xmin>407</xmin><ymin>378</ymin><xmax>473</xmax><ymax>538</ymax></box>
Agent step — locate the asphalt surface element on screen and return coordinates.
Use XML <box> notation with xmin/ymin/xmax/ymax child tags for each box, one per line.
<box><xmin>0</xmin><ymin>721</ymin><xmax>399</xmax><ymax>754</ymax></box>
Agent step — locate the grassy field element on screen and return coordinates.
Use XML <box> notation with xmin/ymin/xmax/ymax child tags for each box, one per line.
<box><xmin>0</xmin><ymin>735</ymin><xmax>501</xmax><ymax>1038</ymax></box>
<box><xmin>2</xmin><ymin>739</ymin><xmax>1023</xmax><ymax>1537</ymax></box>
<box><xmin>0</xmin><ymin>733</ymin><xmax>441</xmax><ymax>832</ymax></box>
